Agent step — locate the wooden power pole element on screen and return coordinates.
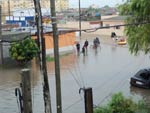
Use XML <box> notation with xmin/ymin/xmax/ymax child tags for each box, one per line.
<box><xmin>21</xmin><ymin>69</ymin><xmax>32</xmax><ymax>113</ymax></box>
<box><xmin>84</xmin><ymin>88</ymin><xmax>93</xmax><ymax>113</ymax></box>
<box><xmin>79</xmin><ymin>0</ymin><xmax>81</xmax><ymax>38</ymax></box>
<box><xmin>8</xmin><ymin>0</ymin><xmax>11</xmax><ymax>20</ymax></box>
<box><xmin>33</xmin><ymin>0</ymin><xmax>52</xmax><ymax>113</ymax></box>
<box><xmin>80</xmin><ymin>87</ymin><xmax>93</xmax><ymax>113</ymax></box>
<box><xmin>0</xmin><ymin>5</ymin><xmax>3</xmax><ymax>65</ymax></box>
<box><xmin>50</xmin><ymin>0</ymin><xmax>62</xmax><ymax>113</ymax></box>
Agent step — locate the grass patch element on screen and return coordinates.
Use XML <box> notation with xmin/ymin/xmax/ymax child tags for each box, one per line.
<box><xmin>46</xmin><ymin>56</ymin><xmax>55</xmax><ymax>62</ymax></box>
<box><xmin>46</xmin><ymin>52</ymin><xmax>71</xmax><ymax>62</ymax></box>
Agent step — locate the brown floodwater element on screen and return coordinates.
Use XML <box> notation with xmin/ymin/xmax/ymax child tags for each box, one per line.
<box><xmin>0</xmin><ymin>43</ymin><xmax>150</xmax><ymax>113</ymax></box>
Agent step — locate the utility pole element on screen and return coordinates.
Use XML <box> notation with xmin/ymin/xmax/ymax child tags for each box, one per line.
<box><xmin>8</xmin><ymin>0</ymin><xmax>10</xmax><ymax>20</ymax></box>
<box><xmin>79</xmin><ymin>87</ymin><xmax>94</xmax><ymax>113</ymax></box>
<box><xmin>21</xmin><ymin>69</ymin><xmax>32</xmax><ymax>113</ymax></box>
<box><xmin>50</xmin><ymin>0</ymin><xmax>62</xmax><ymax>113</ymax></box>
<box><xmin>79</xmin><ymin>0</ymin><xmax>81</xmax><ymax>38</ymax></box>
<box><xmin>33</xmin><ymin>0</ymin><xmax>52</xmax><ymax>113</ymax></box>
<box><xmin>33</xmin><ymin>0</ymin><xmax>40</xmax><ymax>50</ymax></box>
<box><xmin>84</xmin><ymin>88</ymin><xmax>93</xmax><ymax>113</ymax></box>
<box><xmin>0</xmin><ymin>5</ymin><xmax>3</xmax><ymax>65</ymax></box>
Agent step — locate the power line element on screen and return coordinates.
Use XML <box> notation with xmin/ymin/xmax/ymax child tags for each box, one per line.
<box><xmin>94</xmin><ymin>55</ymin><xmax>146</xmax><ymax>106</ymax></box>
<box><xmin>58</xmin><ymin>21</ymin><xmax>150</xmax><ymax>34</ymax></box>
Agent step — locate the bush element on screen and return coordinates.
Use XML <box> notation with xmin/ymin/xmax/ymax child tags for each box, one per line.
<box><xmin>94</xmin><ymin>92</ymin><xmax>150</xmax><ymax>113</ymax></box>
<box><xmin>9</xmin><ymin>37</ymin><xmax>39</xmax><ymax>63</ymax></box>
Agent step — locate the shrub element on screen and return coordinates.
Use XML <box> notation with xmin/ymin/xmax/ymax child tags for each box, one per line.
<box><xmin>9</xmin><ymin>37</ymin><xmax>39</xmax><ymax>63</ymax></box>
<box><xmin>94</xmin><ymin>92</ymin><xmax>150</xmax><ymax>113</ymax></box>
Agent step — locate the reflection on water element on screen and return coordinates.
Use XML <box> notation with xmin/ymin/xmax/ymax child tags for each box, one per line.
<box><xmin>130</xmin><ymin>86</ymin><xmax>150</xmax><ymax>105</ymax></box>
<box><xmin>0</xmin><ymin>44</ymin><xmax>150</xmax><ymax>113</ymax></box>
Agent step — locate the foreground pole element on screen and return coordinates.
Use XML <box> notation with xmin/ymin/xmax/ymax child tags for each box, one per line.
<box><xmin>21</xmin><ymin>69</ymin><xmax>32</xmax><ymax>113</ymax></box>
<box><xmin>33</xmin><ymin>0</ymin><xmax>52</xmax><ymax>113</ymax></box>
<box><xmin>84</xmin><ymin>88</ymin><xmax>93</xmax><ymax>113</ymax></box>
<box><xmin>79</xmin><ymin>0</ymin><xmax>81</xmax><ymax>38</ymax></box>
<box><xmin>50</xmin><ymin>0</ymin><xmax>62</xmax><ymax>113</ymax></box>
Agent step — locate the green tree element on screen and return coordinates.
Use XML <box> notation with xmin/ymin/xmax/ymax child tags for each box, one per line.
<box><xmin>9</xmin><ymin>38</ymin><xmax>39</xmax><ymax>63</ymax></box>
<box><xmin>118</xmin><ymin>0</ymin><xmax>150</xmax><ymax>55</ymax></box>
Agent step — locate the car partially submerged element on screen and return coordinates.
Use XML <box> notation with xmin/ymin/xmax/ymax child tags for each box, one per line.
<box><xmin>130</xmin><ymin>69</ymin><xmax>150</xmax><ymax>89</ymax></box>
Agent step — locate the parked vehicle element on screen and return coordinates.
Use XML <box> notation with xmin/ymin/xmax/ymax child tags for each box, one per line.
<box><xmin>130</xmin><ymin>69</ymin><xmax>150</xmax><ymax>89</ymax></box>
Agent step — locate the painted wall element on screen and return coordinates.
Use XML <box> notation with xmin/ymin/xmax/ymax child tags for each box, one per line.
<box><xmin>32</xmin><ymin>32</ymin><xmax>76</xmax><ymax>55</ymax></box>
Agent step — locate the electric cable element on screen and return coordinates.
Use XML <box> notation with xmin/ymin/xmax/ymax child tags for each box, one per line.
<box><xmin>62</xmin><ymin>98</ymin><xmax>83</xmax><ymax>112</ymax></box>
<box><xmin>95</xmin><ymin>55</ymin><xmax>146</xmax><ymax>107</ymax></box>
<box><xmin>57</xmin><ymin>21</ymin><xmax>150</xmax><ymax>34</ymax></box>
<box><xmin>57</xmin><ymin>34</ymin><xmax>85</xmax><ymax>112</ymax></box>
<box><xmin>60</xmin><ymin>33</ymin><xmax>85</xmax><ymax>88</ymax></box>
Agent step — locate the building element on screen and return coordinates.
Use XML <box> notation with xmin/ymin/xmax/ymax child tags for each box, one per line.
<box><xmin>0</xmin><ymin>0</ymin><xmax>69</xmax><ymax>17</ymax></box>
<box><xmin>5</xmin><ymin>8</ymin><xmax>51</xmax><ymax>27</ymax></box>
<box><xmin>55</xmin><ymin>0</ymin><xmax>69</xmax><ymax>12</ymax></box>
<box><xmin>0</xmin><ymin>29</ymin><xmax>76</xmax><ymax>64</ymax></box>
<box><xmin>32</xmin><ymin>30</ymin><xmax>76</xmax><ymax>55</ymax></box>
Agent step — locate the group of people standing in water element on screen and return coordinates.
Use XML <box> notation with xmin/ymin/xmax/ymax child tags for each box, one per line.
<box><xmin>76</xmin><ymin>37</ymin><xmax>100</xmax><ymax>55</ymax></box>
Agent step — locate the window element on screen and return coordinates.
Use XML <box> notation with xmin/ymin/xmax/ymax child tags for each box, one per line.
<box><xmin>140</xmin><ymin>73</ymin><xmax>150</xmax><ymax>80</ymax></box>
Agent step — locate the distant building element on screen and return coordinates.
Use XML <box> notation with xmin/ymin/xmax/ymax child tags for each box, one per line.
<box><xmin>5</xmin><ymin>8</ymin><xmax>51</xmax><ymax>27</ymax></box>
<box><xmin>89</xmin><ymin>4</ymin><xmax>99</xmax><ymax>9</ymax></box>
<box><xmin>0</xmin><ymin>0</ymin><xmax>69</xmax><ymax>17</ymax></box>
<box><xmin>100</xmin><ymin>7</ymin><xmax>117</xmax><ymax>15</ymax></box>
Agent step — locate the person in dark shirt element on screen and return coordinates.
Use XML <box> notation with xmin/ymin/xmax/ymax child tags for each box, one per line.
<box><xmin>84</xmin><ymin>40</ymin><xmax>89</xmax><ymax>51</ymax></box>
<box><xmin>96</xmin><ymin>37</ymin><xmax>100</xmax><ymax>45</ymax></box>
<box><xmin>82</xmin><ymin>46</ymin><xmax>85</xmax><ymax>56</ymax></box>
<box><xmin>76</xmin><ymin>42</ymin><xmax>80</xmax><ymax>55</ymax></box>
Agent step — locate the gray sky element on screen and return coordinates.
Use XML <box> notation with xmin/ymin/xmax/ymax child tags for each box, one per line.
<box><xmin>69</xmin><ymin>0</ymin><xmax>125</xmax><ymax>8</ymax></box>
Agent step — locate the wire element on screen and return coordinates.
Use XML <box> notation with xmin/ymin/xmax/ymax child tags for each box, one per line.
<box><xmin>61</xmin><ymin>33</ymin><xmax>84</xmax><ymax>88</ymax></box>
<box><xmin>62</xmin><ymin>98</ymin><xmax>82</xmax><ymax>112</ymax></box>
<box><xmin>95</xmin><ymin>54</ymin><xmax>146</xmax><ymax>106</ymax></box>
<box><xmin>67</xmin><ymin>67</ymin><xmax>82</xmax><ymax>87</ymax></box>
<box><xmin>57</xmin><ymin>21</ymin><xmax>150</xmax><ymax>34</ymax></box>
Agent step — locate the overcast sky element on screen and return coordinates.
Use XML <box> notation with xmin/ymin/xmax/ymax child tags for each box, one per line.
<box><xmin>69</xmin><ymin>0</ymin><xmax>125</xmax><ymax>8</ymax></box>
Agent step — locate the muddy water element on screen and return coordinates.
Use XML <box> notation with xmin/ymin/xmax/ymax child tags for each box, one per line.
<box><xmin>0</xmin><ymin>43</ymin><xmax>150</xmax><ymax>113</ymax></box>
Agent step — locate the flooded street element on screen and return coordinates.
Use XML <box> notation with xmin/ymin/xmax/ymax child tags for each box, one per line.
<box><xmin>0</xmin><ymin>42</ymin><xmax>150</xmax><ymax>113</ymax></box>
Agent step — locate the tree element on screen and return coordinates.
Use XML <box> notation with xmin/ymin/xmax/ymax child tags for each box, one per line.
<box><xmin>118</xmin><ymin>0</ymin><xmax>150</xmax><ymax>55</ymax></box>
<box><xmin>9</xmin><ymin>38</ymin><xmax>38</xmax><ymax>63</ymax></box>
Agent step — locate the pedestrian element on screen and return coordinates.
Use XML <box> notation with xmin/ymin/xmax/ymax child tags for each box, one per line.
<box><xmin>96</xmin><ymin>37</ymin><xmax>100</xmax><ymax>45</ymax></box>
<box><xmin>76</xmin><ymin>42</ymin><xmax>80</xmax><ymax>55</ymax></box>
<box><xmin>93</xmin><ymin>38</ymin><xmax>97</xmax><ymax>49</ymax></box>
<box><xmin>82</xmin><ymin>46</ymin><xmax>85</xmax><ymax>56</ymax></box>
<box><xmin>84</xmin><ymin>39</ymin><xmax>89</xmax><ymax>51</ymax></box>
